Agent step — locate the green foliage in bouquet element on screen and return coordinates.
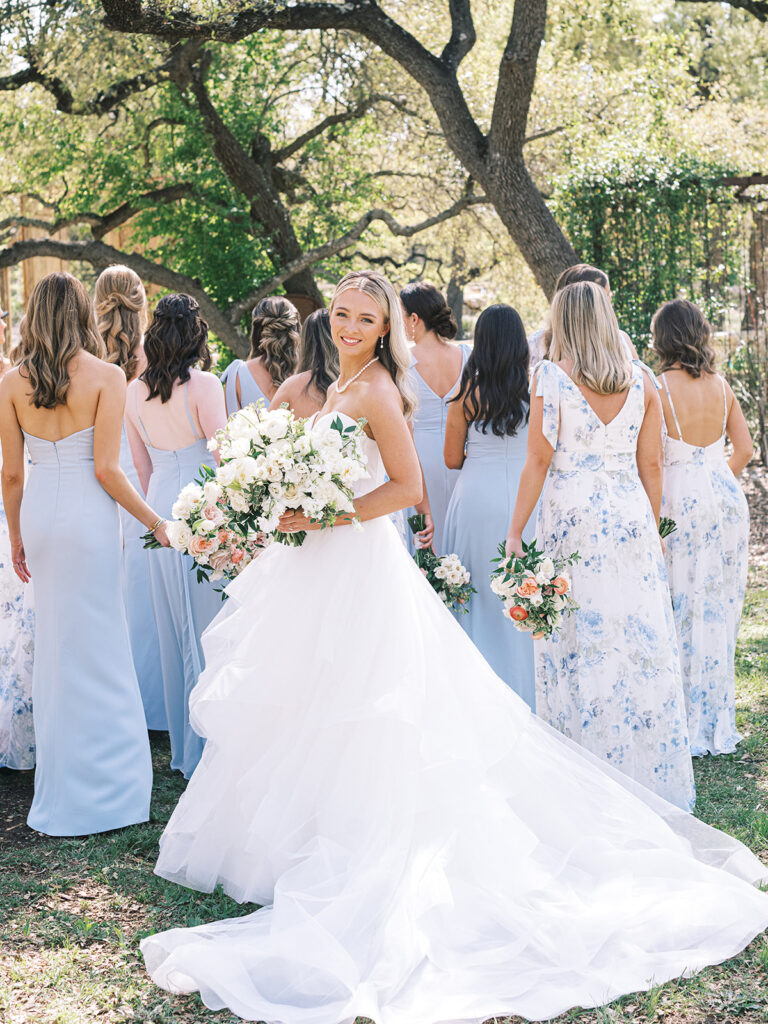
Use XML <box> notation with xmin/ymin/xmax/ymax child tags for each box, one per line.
<box><xmin>407</xmin><ymin>515</ymin><xmax>475</xmax><ymax>613</ymax></box>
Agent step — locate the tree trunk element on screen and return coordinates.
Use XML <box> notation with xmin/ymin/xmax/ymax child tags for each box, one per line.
<box><xmin>483</xmin><ymin>156</ymin><xmax>578</xmax><ymax>299</ymax></box>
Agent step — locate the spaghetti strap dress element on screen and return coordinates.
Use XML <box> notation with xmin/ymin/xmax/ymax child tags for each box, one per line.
<box><xmin>220</xmin><ymin>360</ymin><xmax>270</xmax><ymax>417</ymax></box>
<box><xmin>135</xmin><ymin>384</ymin><xmax>221</xmax><ymax>778</ymax></box>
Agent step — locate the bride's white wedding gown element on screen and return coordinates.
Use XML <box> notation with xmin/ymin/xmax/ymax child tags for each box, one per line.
<box><xmin>142</xmin><ymin>414</ymin><xmax>768</xmax><ymax>1024</ymax></box>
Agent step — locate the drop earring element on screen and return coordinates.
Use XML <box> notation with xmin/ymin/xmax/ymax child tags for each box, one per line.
<box><xmin>379</xmin><ymin>336</ymin><xmax>384</xmax><ymax>351</ymax></box>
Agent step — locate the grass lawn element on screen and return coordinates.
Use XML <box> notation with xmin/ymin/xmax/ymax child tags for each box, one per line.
<box><xmin>1</xmin><ymin>592</ymin><xmax>766</xmax><ymax>1024</ymax></box>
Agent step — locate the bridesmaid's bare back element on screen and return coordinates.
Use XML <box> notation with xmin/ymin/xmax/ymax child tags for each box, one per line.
<box><xmin>660</xmin><ymin>370</ymin><xmax>730</xmax><ymax>448</ymax></box>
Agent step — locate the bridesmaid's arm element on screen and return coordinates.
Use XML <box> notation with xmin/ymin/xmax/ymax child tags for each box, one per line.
<box><xmin>410</xmin><ymin>421</ymin><xmax>433</xmax><ymax>549</ymax></box>
<box><xmin>636</xmin><ymin>374</ymin><xmax>664</xmax><ymax>524</ymax></box>
<box><xmin>505</xmin><ymin>391</ymin><xmax>554</xmax><ymax>557</ymax></box>
<box><xmin>444</xmin><ymin>389</ymin><xmax>469</xmax><ymax>470</ymax></box>
<box><xmin>0</xmin><ymin>371</ymin><xmax>30</xmax><ymax>582</ymax></box>
<box><xmin>125</xmin><ymin>412</ymin><xmax>153</xmax><ymax>496</ymax></box>
<box><xmin>194</xmin><ymin>372</ymin><xmax>228</xmax><ymax>463</ymax></box>
<box><xmin>724</xmin><ymin>383</ymin><xmax>753</xmax><ymax>477</ymax></box>
<box><xmin>93</xmin><ymin>366</ymin><xmax>170</xmax><ymax>545</ymax></box>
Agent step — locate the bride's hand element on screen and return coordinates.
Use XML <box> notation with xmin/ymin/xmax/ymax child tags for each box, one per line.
<box><xmin>278</xmin><ymin>509</ymin><xmax>320</xmax><ymax>534</ymax></box>
<box><xmin>505</xmin><ymin>534</ymin><xmax>524</xmax><ymax>559</ymax></box>
<box><xmin>10</xmin><ymin>536</ymin><xmax>30</xmax><ymax>583</ymax></box>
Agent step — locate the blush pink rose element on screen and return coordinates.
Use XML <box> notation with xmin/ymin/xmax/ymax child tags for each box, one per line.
<box><xmin>516</xmin><ymin>577</ymin><xmax>540</xmax><ymax>597</ymax></box>
<box><xmin>202</xmin><ymin>505</ymin><xmax>225</xmax><ymax>526</ymax></box>
<box><xmin>189</xmin><ymin>535</ymin><xmax>214</xmax><ymax>556</ymax></box>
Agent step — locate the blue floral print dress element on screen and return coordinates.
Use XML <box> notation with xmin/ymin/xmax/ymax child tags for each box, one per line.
<box><xmin>534</xmin><ymin>360</ymin><xmax>695</xmax><ymax>810</ymax></box>
<box><xmin>660</xmin><ymin>373</ymin><xmax>748</xmax><ymax>757</ymax></box>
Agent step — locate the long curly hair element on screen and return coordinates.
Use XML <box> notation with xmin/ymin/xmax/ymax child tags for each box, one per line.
<box><xmin>141</xmin><ymin>293</ymin><xmax>211</xmax><ymax>403</ymax></box>
<box><xmin>249</xmin><ymin>296</ymin><xmax>300</xmax><ymax>388</ymax></box>
<box><xmin>94</xmin><ymin>265</ymin><xmax>148</xmax><ymax>381</ymax></box>
<box><xmin>331</xmin><ymin>270</ymin><xmax>417</xmax><ymax>419</ymax></box>
<box><xmin>451</xmin><ymin>304</ymin><xmax>530</xmax><ymax>437</ymax></box>
<box><xmin>297</xmin><ymin>308</ymin><xmax>338</xmax><ymax>398</ymax></box>
<box><xmin>16</xmin><ymin>272</ymin><xmax>105</xmax><ymax>409</ymax></box>
<box><xmin>651</xmin><ymin>299</ymin><xmax>716</xmax><ymax>378</ymax></box>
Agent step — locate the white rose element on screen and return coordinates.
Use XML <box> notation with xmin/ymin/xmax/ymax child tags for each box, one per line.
<box><xmin>539</xmin><ymin>557</ymin><xmax>555</xmax><ymax>579</ymax></box>
<box><xmin>166</xmin><ymin>520</ymin><xmax>193</xmax><ymax>551</ymax></box>
<box><xmin>203</xmin><ymin>480</ymin><xmax>223</xmax><ymax>505</ymax></box>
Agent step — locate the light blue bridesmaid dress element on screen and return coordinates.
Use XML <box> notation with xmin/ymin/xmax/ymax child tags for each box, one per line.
<box><xmin>442</xmin><ymin>420</ymin><xmax>536</xmax><ymax>710</ymax></box>
<box><xmin>407</xmin><ymin>343</ymin><xmax>471</xmax><ymax>554</ymax></box>
<box><xmin>134</xmin><ymin>384</ymin><xmax>221</xmax><ymax>779</ymax></box>
<box><xmin>120</xmin><ymin>428</ymin><xmax>167</xmax><ymax>731</ymax></box>
<box><xmin>21</xmin><ymin>426</ymin><xmax>152</xmax><ymax>835</ymax></box>
<box><xmin>220</xmin><ymin>359</ymin><xmax>269</xmax><ymax>416</ymax></box>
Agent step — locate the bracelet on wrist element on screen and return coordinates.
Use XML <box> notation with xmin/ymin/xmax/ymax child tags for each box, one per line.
<box><xmin>148</xmin><ymin>517</ymin><xmax>165</xmax><ymax>533</ymax></box>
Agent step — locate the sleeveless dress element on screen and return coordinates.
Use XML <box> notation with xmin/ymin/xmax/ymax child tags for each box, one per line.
<box><xmin>119</xmin><ymin>428</ymin><xmax>167</xmax><ymax>731</ymax></box>
<box><xmin>407</xmin><ymin>343</ymin><xmax>471</xmax><ymax>554</ymax></box>
<box><xmin>442</xmin><ymin>419</ymin><xmax>536</xmax><ymax>709</ymax></box>
<box><xmin>0</xmin><ymin>447</ymin><xmax>35</xmax><ymax>770</ymax></box>
<box><xmin>220</xmin><ymin>360</ymin><xmax>269</xmax><ymax>417</ymax></box>
<box><xmin>141</xmin><ymin>411</ymin><xmax>768</xmax><ymax>1024</ymax></box>
<box><xmin>660</xmin><ymin>374</ymin><xmax>748</xmax><ymax>756</ymax></box>
<box><xmin>534</xmin><ymin>361</ymin><xmax>695</xmax><ymax>810</ymax></box>
<box><xmin>21</xmin><ymin>426</ymin><xmax>151</xmax><ymax>835</ymax></box>
<box><xmin>135</xmin><ymin>384</ymin><xmax>221</xmax><ymax>779</ymax></box>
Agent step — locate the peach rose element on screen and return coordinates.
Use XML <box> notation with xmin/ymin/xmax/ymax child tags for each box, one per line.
<box><xmin>509</xmin><ymin>605</ymin><xmax>529</xmax><ymax>621</ymax></box>
<box><xmin>230</xmin><ymin>548</ymin><xmax>245</xmax><ymax>565</ymax></box>
<box><xmin>553</xmin><ymin>576</ymin><xmax>569</xmax><ymax>595</ymax></box>
<box><xmin>189</xmin><ymin>535</ymin><xmax>215</xmax><ymax>556</ymax></box>
<box><xmin>516</xmin><ymin>577</ymin><xmax>540</xmax><ymax>598</ymax></box>
<box><xmin>217</xmin><ymin>529</ymin><xmax>232</xmax><ymax>545</ymax></box>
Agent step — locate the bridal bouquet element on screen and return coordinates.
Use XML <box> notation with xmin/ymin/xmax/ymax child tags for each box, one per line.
<box><xmin>407</xmin><ymin>514</ymin><xmax>475</xmax><ymax>613</ymax></box>
<box><xmin>145</xmin><ymin>405</ymin><xmax>369</xmax><ymax>584</ymax></box>
<box><xmin>490</xmin><ymin>539</ymin><xmax>580</xmax><ymax>639</ymax></box>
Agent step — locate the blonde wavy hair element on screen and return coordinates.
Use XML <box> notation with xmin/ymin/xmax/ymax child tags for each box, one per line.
<box><xmin>331</xmin><ymin>270</ymin><xmax>417</xmax><ymax>419</ymax></box>
<box><xmin>94</xmin><ymin>265</ymin><xmax>148</xmax><ymax>381</ymax></box>
<box><xmin>549</xmin><ymin>281</ymin><xmax>632</xmax><ymax>395</ymax></box>
<box><xmin>16</xmin><ymin>272</ymin><xmax>105</xmax><ymax>409</ymax></box>
<box><xmin>250</xmin><ymin>296</ymin><xmax>300</xmax><ymax>387</ymax></box>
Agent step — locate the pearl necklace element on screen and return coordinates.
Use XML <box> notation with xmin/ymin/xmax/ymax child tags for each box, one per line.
<box><xmin>336</xmin><ymin>356</ymin><xmax>379</xmax><ymax>394</ymax></box>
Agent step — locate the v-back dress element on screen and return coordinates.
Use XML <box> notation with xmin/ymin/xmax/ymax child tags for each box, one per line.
<box><xmin>660</xmin><ymin>373</ymin><xmax>749</xmax><ymax>756</ymax></box>
<box><xmin>220</xmin><ymin>360</ymin><xmax>270</xmax><ymax>417</ymax></box>
<box><xmin>141</xmin><ymin>412</ymin><xmax>768</xmax><ymax>1024</ymax></box>
<box><xmin>407</xmin><ymin>343</ymin><xmax>471</xmax><ymax>554</ymax></box>
<box><xmin>134</xmin><ymin>384</ymin><xmax>221</xmax><ymax>779</ymax></box>
<box><xmin>22</xmin><ymin>426</ymin><xmax>151</xmax><ymax>835</ymax></box>
<box><xmin>534</xmin><ymin>361</ymin><xmax>695</xmax><ymax>810</ymax></box>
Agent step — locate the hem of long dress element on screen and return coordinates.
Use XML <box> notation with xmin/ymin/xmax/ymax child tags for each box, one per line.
<box><xmin>692</xmin><ymin>733</ymin><xmax>743</xmax><ymax>758</ymax></box>
<box><xmin>0</xmin><ymin>756</ymin><xmax>35</xmax><ymax>770</ymax></box>
<box><xmin>26</xmin><ymin>807</ymin><xmax>150</xmax><ymax>838</ymax></box>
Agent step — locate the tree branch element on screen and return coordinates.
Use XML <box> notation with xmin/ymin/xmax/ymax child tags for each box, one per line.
<box><xmin>228</xmin><ymin>193</ymin><xmax>489</xmax><ymax>321</ymax></box>
<box><xmin>676</xmin><ymin>0</ymin><xmax>768</xmax><ymax>20</ymax></box>
<box><xmin>0</xmin><ymin>238</ymin><xmax>248</xmax><ymax>356</ymax></box>
<box><xmin>273</xmin><ymin>94</ymin><xmax>418</xmax><ymax>163</ymax></box>
<box><xmin>489</xmin><ymin>0</ymin><xmax>548</xmax><ymax>158</ymax></box>
<box><xmin>441</xmin><ymin>0</ymin><xmax>477</xmax><ymax>68</ymax></box>
<box><xmin>0</xmin><ymin>41</ymin><xmax>199</xmax><ymax>115</ymax></box>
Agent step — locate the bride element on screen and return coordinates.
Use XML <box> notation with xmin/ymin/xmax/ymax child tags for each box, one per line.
<box><xmin>142</xmin><ymin>271</ymin><xmax>768</xmax><ymax>1024</ymax></box>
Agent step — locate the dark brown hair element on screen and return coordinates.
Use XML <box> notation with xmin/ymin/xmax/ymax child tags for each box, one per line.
<box><xmin>554</xmin><ymin>263</ymin><xmax>610</xmax><ymax>292</ymax></box>
<box><xmin>297</xmin><ymin>308</ymin><xmax>338</xmax><ymax>398</ymax></box>
<box><xmin>400</xmin><ymin>282</ymin><xmax>458</xmax><ymax>339</ymax></box>
<box><xmin>651</xmin><ymin>299</ymin><xmax>716</xmax><ymax>378</ymax></box>
<box><xmin>17</xmin><ymin>272</ymin><xmax>105</xmax><ymax>408</ymax></box>
<box><xmin>141</xmin><ymin>293</ymin><xmax>211</xmax><ymax>402</ymax></box>
<box><xmin>250</xmin><ymin>296</ymin><xmax>300</xmax><ymax>387</ymax></box>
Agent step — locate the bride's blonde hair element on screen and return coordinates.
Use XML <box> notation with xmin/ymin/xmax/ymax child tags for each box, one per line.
<box><xmin>549</xmin><ymin>281</ymin><xmax>632</xmax><ymax>395</ymax></box>
<box><xmin>331</xmin><ymin>270</ymin><xmax>417</xmax><ymax>419</ymax></box>
<box><xmin>94</xmin><ymin>265</ymin><xmax>148</xmax><ymax>381</ymax></box>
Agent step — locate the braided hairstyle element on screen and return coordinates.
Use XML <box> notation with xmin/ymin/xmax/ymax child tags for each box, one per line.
<box><xmin>94</xmin><ymin>265</ymin><xmax>148</xmax><ymax>381</ymax></box>
<box><xmin>141</xmin><ymin>294</ymin><xmax>211</xmax><ymax>403</ymax></box>
<box><xmin>249</xmin><ymin>296</ymin><xmax>300</xmax><ymax>388</ymax></box>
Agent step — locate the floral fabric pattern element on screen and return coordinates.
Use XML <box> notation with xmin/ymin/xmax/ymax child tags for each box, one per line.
<box><xmin>661</xmin><ymin>377</ymin><xmax>748</xmax><ymax>756</ymax></box>
<box><xmin>0</xmin><ymin>498</ymin><xmax>35</xmax><ymax>769</ymax></box>
<box><xmin>534</xmin><ymin>360</ymin><xmax>695</xmax><ymax>810</ymax></box>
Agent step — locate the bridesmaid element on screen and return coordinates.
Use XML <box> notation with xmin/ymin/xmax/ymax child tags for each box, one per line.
<box><xmin>443</xmin><ymin>305</ymin><xmax>536</xmax><ymax>709</ymax></box>
<box><xmin>401</xmin><ymin>283</ymin><xmax>470</xmax><ymax>553</ymax></box>
<box><xmin>125</xmin><ymin>294</ymin><xmax>227</xmax><ymax>779</ymax></box>
<box><xmin>269</xmin><ymin>308</ymin><xmax>338</xmax><ymax>416</ymax></box>
<box><xmin>652</xmin><ymin>299</ymin><xmax>753</xmax><ymax>756</ymax></box>
<box><xmin>0</xmin><ymin>307</ymin><xmax>35</xmax><ymax>771</ymax></box>
<box><xmin>507</xmin><ymin>282</ymin><xmax>694</xmax><ymax>810</ymax></box>
<box><xmin>221</xmin><ymin>296</ymin><xmax>300</xmax><ymax>415</ymax></box>
<box><xmin>0</xmin><ymin>272</ymin><xmax>170</xmax><ymax>835</ymax></box>
<box><xmin>94</xmin><ymin>266</ymin><xmax>166</xmax><ymax>731</ymax></box>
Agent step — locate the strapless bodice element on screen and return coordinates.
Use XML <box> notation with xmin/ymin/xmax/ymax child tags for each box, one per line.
<box><xmin>24</xmin><ymin>426</ymin><xmax>95</xmax><ymax>467</ymax></box>
<box><xmin>312</xmin><ymin>412</ymin><xmax>384</xmax><ymax>498</ymax></box>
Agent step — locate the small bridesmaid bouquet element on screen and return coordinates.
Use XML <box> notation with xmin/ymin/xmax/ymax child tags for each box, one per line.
<box><xmin>407</xmin><ymin>515</ymin><xmax>475</xmax><ymax>613</ymax></box>
<box><xmin>659</xmin><ymin>517</ymin><xmax>678</xmax><ymax>539</ymax></box>
<box><xmin>490</xmin><ymin>539</ymin><xmax>580</xmax><ymax>639</ymax></box>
